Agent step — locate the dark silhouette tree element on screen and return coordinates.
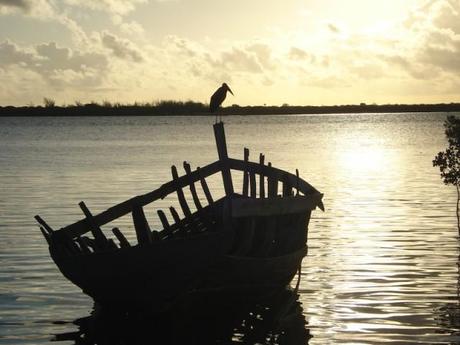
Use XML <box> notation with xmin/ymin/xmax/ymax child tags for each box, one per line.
<box><xmin>433</xmin><ymin>116</ymin><xmax>460</xmax><ymax>234</ymax></box>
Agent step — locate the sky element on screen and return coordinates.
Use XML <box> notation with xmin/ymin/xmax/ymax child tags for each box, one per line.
<box><xmin>0</xmin><ymin>0</ymin><xmax>459</xmax><ymax>106</ymax></box>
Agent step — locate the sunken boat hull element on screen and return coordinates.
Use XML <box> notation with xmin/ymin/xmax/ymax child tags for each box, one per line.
<box><xmin>36</xmin><ymin>123</ymin><xmax>324</xmax><ymax>311</ymax></box>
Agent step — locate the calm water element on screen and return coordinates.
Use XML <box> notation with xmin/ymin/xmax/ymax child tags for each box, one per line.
<box><xmin>1</xmin><ymin>113</ymin><xmax>460</xmax><ymax>344</ymax></box>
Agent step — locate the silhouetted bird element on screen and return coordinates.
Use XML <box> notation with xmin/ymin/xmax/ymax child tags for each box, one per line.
<box><xmin>210</xmin><ymin>83</ymin><xmax>234</xmax><ymax>123</ymax></box>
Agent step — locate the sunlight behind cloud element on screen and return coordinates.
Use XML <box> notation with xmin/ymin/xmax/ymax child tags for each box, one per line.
<box><xmin>0</xmin><ymin>0</ymin><xmax>459</xmax><ymax>105</ymax></box>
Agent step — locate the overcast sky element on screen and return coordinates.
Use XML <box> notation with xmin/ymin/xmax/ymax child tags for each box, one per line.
<box><xmin>0</xmin><ymin>0</ymin><xmax>459</xmax><ymax>106</ymax></box>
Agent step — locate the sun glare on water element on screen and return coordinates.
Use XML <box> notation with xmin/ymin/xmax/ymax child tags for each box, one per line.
<box><xmin>339</xmin><ymin>145</ymin><xmax>387</xmax><ymax>173</ymax></box>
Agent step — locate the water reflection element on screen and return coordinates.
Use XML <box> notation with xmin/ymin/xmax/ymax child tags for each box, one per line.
<box><xmin>52</xmin><ymin>289</ymin><xmax>311</xmax><ymax>345</ymax></box>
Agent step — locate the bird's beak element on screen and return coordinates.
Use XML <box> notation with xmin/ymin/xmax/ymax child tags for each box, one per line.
<box><xmin>227</xmin><ymin>86</ymin><xmax>234</xmax><ymax>96</ymax></box>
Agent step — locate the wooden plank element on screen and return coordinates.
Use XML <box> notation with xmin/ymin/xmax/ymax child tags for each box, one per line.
<box><xmin>78</xmin><ymin>201</ymin><xmax>109</xmax><ymax>248</ymax></box>
<box><xmin>295</xmin><ymin>169</ymin><xmax>300</xmax><ymax>196</ymax></box>
<box><xmin>169</xmin><ymin>206</ymin><xmax>181</xmax><ymax>224</ymax></box>
<box><xmin>171</xmin><ymin>165</ymin><xmax>192</xmax><ymax>217</ymax></box>
<box><xmin>254</xmin><ymin>218</ymin><xmax>276</xmax><ymax>257</ymax></box>
<box><xmin>213</xmin><ymin>122</ymin><xmax>234</xmax><ymax>196</ymax></box>
<box><xmin>242</xmin><ymin>148</ymin><xmax>249</xmax><ymax>197</ymax></box>
<box><xmin>267</xmin><ymin>162</ymin><xmax>278</xmax><ymax>197</ymax></box>
<box><xmin>157</xmin><ymin>210</ymin><xmax>171</xmax><ymax>232</ymax></box>
<box><xmin>259</xmin><ymin>153</ymin><xmax>265</xmax><ymax>198</ymax></box>
<box><xmin>231</xmin><ymin>194</ymin><xmax>323</xmax><ymax>218</ymax></box>
<box><xmin>249</xmin><ymin>170</ymin><xmax>256</xmax><ymax>198</ymax></box>
<box><xmin>197</xmin><ymin>167</ymin><xmax>214</xmax><ymax>205</ymax></box>
<box><xmin>228</xmin><ymin>158</ymin><xmax>320</xmax><ymax>195</ymax></box>
<box><xmin>282</xmin><ymin>173</ymin><xmax>293</xmax><ymax>197</ymax></box>
<box><xmin>183</xmin><ymin>161</ymin><xmax>202</xmax><ymax>210</ymax></box>
<box><xmin>59</xmin><ymin>160</ymin><xmax>221</xmax><ymax>239</ymax></box>
<box><xmin>111</xmin><ymin>227</ymin><xmax>130</xmax><ymax>248</ymax></box>
<box><xmin>35</xmin><ymin>215</ymin><xmax>54</xmax><ymax>234</ymax></box>
<box><xmin>132</xmin><ymin>204</ymin><xmax>152</xmax><ymax>245</ymax></box>
<box><xmin>39</xmin><ymin>227</ymin><xmax>51</xmax><ymax>245</ymax></box>
<box><xmin>76</xmin><ymin>237</ymin><xmax>91</xmax><ymax>254</ymax></box>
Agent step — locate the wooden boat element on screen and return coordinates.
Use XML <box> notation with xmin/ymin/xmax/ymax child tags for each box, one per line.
<box><xmin>35</xmin><ymin>123</ymin><xmax>324</xmax><ymax>312</ymax></box>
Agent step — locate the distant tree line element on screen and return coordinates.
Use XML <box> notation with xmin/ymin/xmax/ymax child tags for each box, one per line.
<box><xmin>1</xmin><ymin>99</ymin><xmax>459</xmax><ymax>116</ymax></box>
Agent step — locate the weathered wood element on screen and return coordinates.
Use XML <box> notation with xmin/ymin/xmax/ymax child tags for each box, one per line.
<box><xmin>259</xmin><ymin>153</ymin><xmax>265</xmax><ymax>198</ymax></box>
<box><xmin>76</xmin><ymin>237</ymin><xmax>92</xmax><ymax>254</ymax></box>
<box><xmin>242</xmin><ymin>148</ymin><xmax>249</xmax><ymax>197</ymax></box>
<box><xmin>54</xmin><ymin>231</ymin><xmax>80</xmax><ymax>255</ymax></box>
<box><xmin>80</xmin><ymin>236</ymin><xmax>96</xmax><ymax>252</ymax></box>
<box><xmin>231</xmin><ymin>194</ymin><xmax>323</xmax><ymax>218</ymax></box>
<box><xmin>197</xmin><ymin>167</ymin><xmax>214</xmax><ymax>205</ymax></box>
<box><xmin>157</xmin><ymin>210</ymin><xmax>171</xmax><ymax>233</ymax></box>
<box><xmin>171</xmin><ymin>165</ymin><xmax>192</xmax><ymax>217</ymax></box>
<box><xmin>267</xmin><ymin>162</ymin><xmax>278</xmax><ymax>197</ymax></box>
<box><xmin>228</xmin><ymin>158</ymin><xmax>322</xmax><ymax>201</ymax></box>
<box><xmin>213</xmin><ymin>122</ymin><xmax>234</xmax><ymax>196</ymax></box>
<box><xmin>35</xmin><ymin>215</ymin><xmax>54</xmax><ymax>234</ymax></box>
<box><xmin>183</xmin><ymin>161</ymin><xmax>202</xmax><ymax>210</ymax></box>
<box><xmin>232</xmin><ymin>218</ymin><xmax>255</xmax><ymax>255</ymax></box>
<box><xmin>249</xmin><ymin>170</ymin><xmax>257</xmax><ymax>198</ymax></box>
<box><xmin>282</xmin><ymin>174</ymin><xmax>293</xmax><ymax>197</ymax></box>
<box><xmin>60</xmin><ymin>160</ymin><xmax>221</xmax><ymax>239</ymax></box>
<box><xmin>295</xmin><ymin>169</ymin><xmax>300</xmax><ymax>196</ymax></box>
<box><xmin>111</xmin><ymin>227</ymin><xmax>130</xmax><ymax>248</ymax></box>
<box><xmin>39</xmin><ymin>227</ymin><xmax>51</xmax><ymax>245</ymax></box>
<box><xmin>132</xmin><ymin>204</ymin><xmax>152</xmax><ymax>245</ymax></box>
<box><xmin>78</xmin><ymin>201</ymin><xmax>109</xmax><ymax>248</ymax></box>
<box><xmin>169</xmin><ymin>206</ymin><xmax>181</xmax><ymax>224</ymax></box>
<box><xmin>254</xmin><ymin>218</ymin><xmax>276</xmax><ymax>257</ymax></box>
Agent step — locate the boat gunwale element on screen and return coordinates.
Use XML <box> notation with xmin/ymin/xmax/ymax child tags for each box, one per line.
<box><xmin>54</xmin><ymin>157</ymin><xmax>323</xmax><ymax>239</ymax></box>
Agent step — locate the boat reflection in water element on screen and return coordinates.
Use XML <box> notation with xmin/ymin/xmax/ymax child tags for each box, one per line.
<box><xmin>53</xmin><ymin>288</ymin><xmax>311</xmax><ymax>345</ymax></box>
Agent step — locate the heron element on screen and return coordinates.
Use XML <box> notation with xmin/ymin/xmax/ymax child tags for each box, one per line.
<box><xmin>210</xmin><ymin>83</ymin><xmax>234</xmax><ymax>123</ymax></box>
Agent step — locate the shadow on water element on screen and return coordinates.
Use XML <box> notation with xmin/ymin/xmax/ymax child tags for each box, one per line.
<box><xmin>52</xmin><ymin>288</ymin><xmax>311</xmax><ymax>345</ymax></box>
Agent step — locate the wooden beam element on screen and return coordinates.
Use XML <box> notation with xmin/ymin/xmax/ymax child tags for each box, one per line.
<box><xmin>249</xmin><ymin>170</ymin><xmax>256</xmax><ymax>198</ymax></box>
<box><xmin>35</xmin><ymin>215</ymin><xmax>54</xmax><ymax>234</ymax></box>
<box><xmin>231</xmin><ymin>194</ymin><xmax>323</xmax><ymax>218</ymax></box>
<box><xmin>267</xmin><ymin>162</ymin><xmax>278</xmax><ymax>197</ymax></box>
<box><xmin>183</xmin><ymin>161</ymin><xmax>202</xmax><ymax>210</ymax></box>
<box><xmin>197</xmin><ymin>167</ymin><xmax>214</xmax><ymax>206</ymax></box>
<box><xmin>213</xmin><ymin>122</ymin><xmax>234</xmax><ymax>196</ymax></box>
<box><xmin>59</xmin><ymin>160</ymin><xmax>221</xmax><ymax>239</ymax></box>
<box><xmin>171</xmin><ymin>165</ymin><xmax>192</xmax><ymax>217</ymax></box>
<box><xmin>111</xmin><ymin>227</ymin><xmax>130</xmax><ymax>248</ymax></box>
<box><xmin>242</xmin><ymin>148</ymin><xmax>249</xmax><ymax>197</ymax></box>
<box><xmin>132</xmin><ymin>204</ymin><xmax>152</xmax><ymax>245</ymax></box>
<box><xmin>259</xmin><ymin>153</ymin><xmax>265</xmax><ymax>198</ymax></box>
<box><xmin>228</xmin><ymin>158</ymin><xmax>324</xmax><ymax>210</ymax></box>
<box><xmin>283</xmin><ymin>173</ymin><xmax>293</xmax><ymax>197</ymax></box>
<box><xmin>78</xmin><ymin>201</ymin><xmax>109</xmax><ymax>248</ymax></box>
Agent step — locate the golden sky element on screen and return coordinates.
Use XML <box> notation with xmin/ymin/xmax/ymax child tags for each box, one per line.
<box><xmin>0</xmin><ymin>0</ymin><xmax>459</xmax><ymax>106</ymax></box>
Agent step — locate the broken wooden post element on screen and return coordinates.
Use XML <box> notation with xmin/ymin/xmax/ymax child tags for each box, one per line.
<box><xmin>132</xmin><ymin>203</ymin><xmax>152</xmax><ymax>245</ymax></box>
<box><xmin>171</xmin><ymin>165</ymin><xmax>192</xmax><ymax>217</ymax></box>
<box><xmin>242</xmin><ymin>148</ymin><xmax>249</xmax><ymax>197</ymax></box>
<box><xmin>183</xmin><ymin>161</ymin><xmax>202</xmax><ymax>210</ymax></box>
<box><xmin>267</xmin><ymin>162</ymin><xmax>278</xmax><ymax>197</ymax></box>
<box><xmin>111</xmin><ymin>227</ymin><xmax>130</xmax><ymax>248</ymax></box>
<box><xmin>259</xmin><ymin>153</ymin><xmax>265</xmax><ymax>198</ymax></box>
<box><xmin>197</xmin><ymin>167</ymin><xmax>214</xmax><ymax>206</ymax></box>
<box><xmin>79</xmin><ymin>201</ymin><xmax>109</xmax><ymax>249</ymax></box>
<box><xmin>213</xmin><ymin>122</ymin><xmax>234</xmax><ymax>196</ymax></box>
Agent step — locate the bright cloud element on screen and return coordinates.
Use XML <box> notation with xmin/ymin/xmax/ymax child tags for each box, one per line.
<box><xmin>0</xmin><ymin>0</ymin><xmax>459</xmax><ymax>106</ymax></box>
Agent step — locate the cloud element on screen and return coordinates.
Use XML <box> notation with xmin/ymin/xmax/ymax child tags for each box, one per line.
<box><xmin>0</xmin><ymin>0</ymin><xmax>30</xmax><ymax>10</ymax></box>
<box><xmin>0</xmin><ymin>0</ymin><xmax>55</xmax><ymax>17</ymax></box>
<box><xmin>101</xmin><ymin>31</ymin><xmax>144</xmax><ymax>62</ymax></box>
<box><xmin>64</xmin><ymin>0</ymin><xmax>147</xmax><ymax>16</ymax></box>
<box><xmin>0</xmin><ymin>40</ymin><xmax>109</xmax><ymax>91</ymax></box>
<box><xmin>0</xmin><ymin>40</ymin><xmax>39</xmax><ymax>66</ymax></box>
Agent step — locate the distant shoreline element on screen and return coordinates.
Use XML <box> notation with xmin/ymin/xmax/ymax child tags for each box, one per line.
<box><xmin>1</xmin><ymin>102</ymin><xmax>459</xmax><ymax>116</ymax></box>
